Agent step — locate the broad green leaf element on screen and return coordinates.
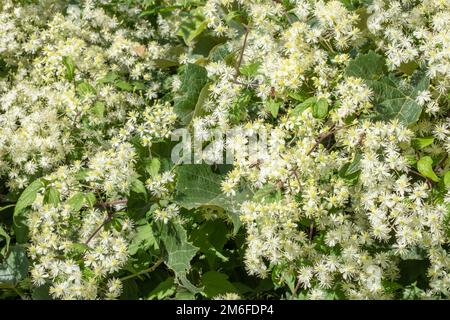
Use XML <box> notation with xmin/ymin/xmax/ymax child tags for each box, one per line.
<box><xmin>97</xmin><ymin>72</ymin><xmax>118</xmax><ymax>84</ymax></box>
<box><xmin>159</xmin><ymin>222</ymin><xmax>198</xmax><ymax>291</ymax></box>
<box><xmin>345</xmin><ymin>51</ymin><xmax>386</xmax><ymax>80</ymax></box>
<box><xmin>44</xmin><ymin>187</ymin><xmax>60</xmax><ymax>206</ymax></box>
<box><xmin>346</xmin><ymin>52</ymin><xmax>428</xmax><ymax>125</ymax></box>
<box><xmin>239</xmin><ymin>62</ymin><xmax>261</xmax><ymax>77</ymax></box>
<box><xmin>146</xmin><ymin>158</ymin><xmax>161</xmax><ymax>178</ymax></box>
<box><xmin>173</xmin><ymin>63</ymin><xmax>208</xmax><ymax>124</ymax></box>
<box><xmin>417</xmin><ymin>156</ymin><xmax>440</xmax><ymax>182</ymax></box>
<box><xmin>115</xmin><ymin>80</ymin><xmax>133</xmax><ymax>92</ymax></box>
<box><xmin>77</xmin><ymin>81</ymin><xmax>96</xmax><ymax>97</ymax></box>
<box><xmin>13</xmin><ymin>179</ymin><xmax>44</xmax><ymax>243</ymax></box>
<box><xmin>370</xmin><ymin>74</ymin><xmax>427</xmax><ymax>125</ymax></box>
<box><xmin>174</xmin><ymin>165</ymin><xmax>251</xmax><ymax>233</ymax></box>
<box><xmin>62</xmin><ymin>56</ymin><xmax>75</xmax><ymax>81</ymax></box>
<box><xmin>266</xmin><ymin>99</ymin><xmax>281</xmax><ymax>118</ymax></box>
<box><xmin>312</xmin><ymin>98</ymin><xmax>328</xmax><ymax>119</ymax></box>
<box><xmin>192</xmin><ymin>83</ymin><xmax>211</xmax><ymax>120</ymax></box>
<box><xmin>131</xmin><ymin>178</ymin><xmax>147</xmax><ymax>198</ymax></box>
<box><xmin>201</xmin><ymin>271</ymin><xmax>237</xmax><ymax>298</ymax></box>
<box><xmin>444</xmin><ymin>171</ymin><xmax>450</xmax><ymax>188</ymax></box>
<box><xmin>129</xmin><ymin>222</ymin><xmax>158</xmax><ymax>255</ymax></box>
<box><xmin>0</xmin><ymin>246</ymin><xmax>29</xmax><ymax>288</ymax></box>
<box><xmin>148</xmin><ymin>277</ymin><xmax>175</xmax><ymax>300</ymax></box>
<box><xmin>85</xmin><ymin>192</ymin><xmax>96</xmax><ymax>208</ymax></box>
<box><xmin>412</xmin><ymin>137</ymin><xmax>434</xmax><ymax>150</ymax></box>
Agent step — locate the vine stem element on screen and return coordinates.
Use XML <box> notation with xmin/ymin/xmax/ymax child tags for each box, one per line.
<box><xmin>234</xmin><ymin>25</ymin><xmax>250</xmax><ymax>80</ymax></box>
<box><xmin>120</xmin><ymin>258</ymin><xmax>164</xmax><ymax>282</ymax></box>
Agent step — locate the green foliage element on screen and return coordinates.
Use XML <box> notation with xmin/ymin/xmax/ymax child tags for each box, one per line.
<box><xmin>173</xmin><ymin>63</ymin><xmax>208</xmax><ymax>124</ymax></box>
<box><xmin>0</xmin><ymin>246</ymin><xmax>29</xmax><ymax>289</ymax></box>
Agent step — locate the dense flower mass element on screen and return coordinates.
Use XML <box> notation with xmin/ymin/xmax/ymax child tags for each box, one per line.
<box><xmin>0</xmin><ymin>0</ymin><xmax>449</xmax><ymax>300</ymax></box>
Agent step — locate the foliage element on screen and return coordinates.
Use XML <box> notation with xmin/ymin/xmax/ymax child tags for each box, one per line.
<box><xmin>0</xmin><ymin>0</ymin><xmax>449</xmax><ymax>300</ymax></box>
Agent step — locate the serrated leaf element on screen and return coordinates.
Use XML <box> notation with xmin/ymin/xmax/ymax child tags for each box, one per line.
<box><xmin>0</xmin><ymin>246</ymin><xmax>29</xmax><ymax>288</ymax></box>
<box><xmin>174</xmin><ymin>165</ymin><xmax>251</xmax><ymax>233</ymax></box>
<box><xmin>417</xmin><ymin>156</ymin><xmax>440</xmax><ymax>182</ymax></box>
<box><xmin>345</xmin><ymin>51</ymin><xmax>386</xmax><ymax>80</ymax></box>
<box><xmin>173</xmin><ymin>63</ymin><xmax>208</xmax><ymax>124</ymax></box>
<box><xmin>160</xmin><ymin>222</ymin><xmax>198</xmax><ymax>281</ymax></box>
<box><xmin>371</xmin><ymin>76</ymin><xmax>424</xmax><ymax>125</ymax></box>
<box><xmin>13</xmin><ymin>179</ymin><xmax>44</xmax><ymax>243</ymax></box>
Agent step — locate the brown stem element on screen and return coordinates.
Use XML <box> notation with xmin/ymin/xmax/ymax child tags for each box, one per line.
<box><xmin>309</xmin><ymin>221</ymin><xmax>315</xmax><ymax>242</ymax></box>
<box><xmin>234</xmin><ymin>26</ymin><xmax>250</xmax><ymax>80</ymax></box>
<box><xmin>84</xmin><ymin>212</ymin><xmax>113</xmax><ymax>245</ymax></box>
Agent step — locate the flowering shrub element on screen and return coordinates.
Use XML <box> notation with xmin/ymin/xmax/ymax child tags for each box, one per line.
<box><xmin>0</xmin><ymin>0</ymin><xmax>449</xmax><ymax>300</ymax></box>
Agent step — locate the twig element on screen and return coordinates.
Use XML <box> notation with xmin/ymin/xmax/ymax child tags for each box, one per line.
<box><xmin>120</xmin><ymin>258</ymin><xmax>164</xmax><ymax>282</ymax></box>
<box><xmin>234</xmin><ymin>25</ymin><xmax>250</xmax><ymax>80</ymax></box>
<box><xmin>84</xmin><ymin>199</ymin><xmax>128</xmax><ymax>244</ymax></box>
<box><xmin>306</xmin><ymin>124</ymin><xmax>337</xmax><ymax>156</ymax></box>
<box><xmin>309</xmin><ymin>221</ymin><xmax>315</xmax><ymax>242</ymax></box>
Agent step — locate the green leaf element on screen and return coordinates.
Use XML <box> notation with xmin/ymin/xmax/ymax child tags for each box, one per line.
<box><xmin>146</xmin><ymin>158</ymin><xmax>161</xmax><ymax>178</ymax></box>
<box><xmin>239</xmin><ymin>62</ymin><xmax>261</xmax><ymax>77</ymax></box>
<box><xmin>62</xmin><ymin>56</ymin><xmax>75</xmax><ymax>81</ymax></box>
<box><xmin>173</xmin><ymin>63</ymin><xmax>208</xmax><ymax>124</ymax></box>
<box><xmin>115</xmin><ymin>80</ymin><xmax>133</xmax><ymax>92</ymax></box>
<box><xmin>192</xmin><ymin>83</ymin><xmax>211</xmax><ymax>120</ymax></box>
<box><xmin>129</xmin><ymin>222</ymin><xmax>158</xmax><ymax>255</ymax></box>
<box><xmin>443</xmin><ymin>171</ymin><xmax>450</xmax><ymax>188</ymax></box>
<box><xmin>92</xmin><ymin>101</ymin><xmax>105</xmax><ymax>119</ymax></box>
<box><xmin>312</xmin><ymin>98</ymin><xmax>328</xmax><ymax>119</ymax></box>
<box><xmin>160</xmin><ymin>222</ymin><xmax>198</xmax><ymax>286</ymax></box>
<box><xmin>77</xmin><ymin>81</ymin><xmax>96</xmax><ymax>97</ymax></box>
<box><xmin>131</xmin><ymin>178</ymin><xmax>147</xmax><ymax>198</ymax></box>
<box><xmin>44</xmin><ymin>187</ymin><xmax>60</xmax><ymax>206</ymax></box>
<box><xmin>85</xmin><ymin>192</ymin><xmax>96</xmax><ymax>208</ymax></box>
<box><xmin>345</xmin><ymin>51</ymin><xmax>386</xmax><ymax>80</ymax></box>
<box><xmin>67</xmin><ymin>193</ymin><xmax>84</xmax><ymax>212</ymax></box>
<box><xmin>148</xmin><ymin>277</ymin><xmax>175</xmax><ymax>300</ymax></box>
<box><xmin>0</xmin><ymin>246</ymin><xmax>29</xmax><ymax>288</ymax></box>
<box><xmin>346</xmin><ymin>52</ymin><xmax>428</xmax><ymax>125</ymax></box>
<box><xmin>174</xmin><ymin>165</ymin><xmax>251</xmax><ymax>233</ymax></box>
<box><xmin>417</xmin><ymin>156</ymin><xmax>440</xmax><ymax>182</ymax></box>
<box><xmin>266</xmin><ymin>100</ymin><xmax>281</xmax><ymax>118</ymax></box>
<box><xmin>0</xmin><ymin>225</ymin><xmax>10</xmax><ymax>253</ymax></box>
<box><xmin>13</xmin><ymin>179</ymin><xmax>44</xmax><ymax>243</ymax></box>
<box><xmin>97</xmin><ymin>72</ymin><xmax>118</xmax><ymax>84</ymax></box>
<box><xmin>412</xmin><ymin>137</ymin><xmax>434</xmax><ymax>150</ymax></box>
<box><xmin>201</xmin><ymin>271</ymin><xmax>237</xmax><ymax>298</ymax></box>
<box><xmin>370</xmin><ymin>74</ymin><xmax>427</xmax><ymax>125</ymax></box>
